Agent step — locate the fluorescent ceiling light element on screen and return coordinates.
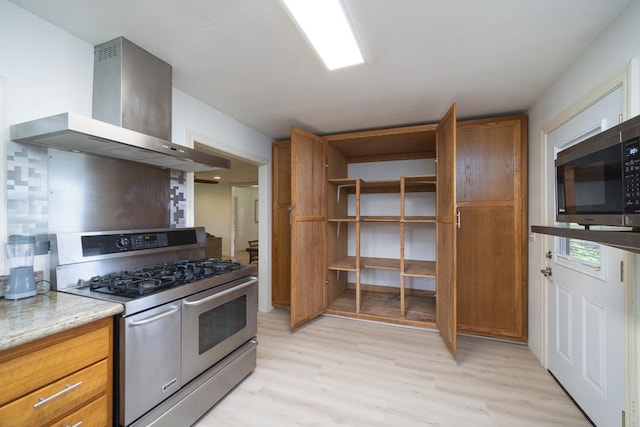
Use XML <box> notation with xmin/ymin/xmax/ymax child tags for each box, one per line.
<box><xmin>281</xmin><ymin>0</ymin><xmax>365</xmax><ymax>71</ymax></box>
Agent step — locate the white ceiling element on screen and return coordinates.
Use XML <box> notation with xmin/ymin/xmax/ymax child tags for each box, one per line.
<box><xmin>9</xmin><ymin>0</ymin><xmax>632</xmax><ymax>184</ymax></box>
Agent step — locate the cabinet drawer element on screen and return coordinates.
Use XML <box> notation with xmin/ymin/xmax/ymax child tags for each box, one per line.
<box><xmin>0</xmin><ymin>359</ymin><xmax>108</xmax><ymax>426</ymax></box>
<box><xmin>0</xmin><ymin>318</ymin><xmax>111</xmax><ymax>406</ymax></box>
<box><xmin>49</xmin><ymin>394</ymin><xmax>108</xmax><ymax>427</ymax></box>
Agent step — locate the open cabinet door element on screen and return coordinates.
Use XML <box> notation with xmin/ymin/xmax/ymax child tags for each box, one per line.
<box><xmin>290</xmin><ymin>127</ymin><xmax>327</xmax><ymax>328</ymax></box>
<box><xmin>436</xmin><ymin>104</ymin><xmax>458</xmax><ymax>357</ymax></box>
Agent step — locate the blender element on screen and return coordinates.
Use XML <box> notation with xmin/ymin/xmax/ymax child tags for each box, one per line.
<box><xmin>5</xmin><ymin>235</ymin><xmax>37</xmax><ymax>299</ymax></box>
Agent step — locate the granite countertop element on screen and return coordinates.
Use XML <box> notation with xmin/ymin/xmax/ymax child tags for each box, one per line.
<box><xmin>0</xmin><ymin>291</ymin><xmax>123</xmax><ymax>352</ymax></box>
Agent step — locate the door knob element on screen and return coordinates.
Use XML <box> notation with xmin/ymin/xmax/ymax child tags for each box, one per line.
<box><xmin>540</xmin><ymin>267</ymin><xmax>552</xmax><ymax>277</ymax></box>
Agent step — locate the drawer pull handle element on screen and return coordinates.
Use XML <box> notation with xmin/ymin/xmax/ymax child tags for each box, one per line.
<box><xmin>65</xmin><ymin>422</ymin><xmax>83</xmax><ymax>427</ymax></box>
<box><xmin>33</xmin><ymin>381</ymin><xmax>82</xmax><ymax>408</ymax></box>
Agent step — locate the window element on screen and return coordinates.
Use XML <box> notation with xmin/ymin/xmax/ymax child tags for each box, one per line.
<box><xmin>555</xmin><ymin>223</ymin><xmax>604</xmax><ymax>279</ymax></box>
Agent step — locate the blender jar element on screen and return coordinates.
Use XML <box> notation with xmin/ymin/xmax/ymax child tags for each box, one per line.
<box><xmin>5</xmin><ymin>235</ymin><xmax>37</xmax><ymax>299</ymax></box>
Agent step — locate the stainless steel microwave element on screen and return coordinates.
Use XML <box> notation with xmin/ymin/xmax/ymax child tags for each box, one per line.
<box><xmin>556</xmin><ymin>115</ymin><xmax>640</xmax><ymax>227</ymax></box>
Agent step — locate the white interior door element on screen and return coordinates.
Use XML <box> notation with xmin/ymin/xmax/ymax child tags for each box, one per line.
<box><xmin>544</xmin><ymin>87</ymin><xmax>625</xmax><ymax>426</ymax></box>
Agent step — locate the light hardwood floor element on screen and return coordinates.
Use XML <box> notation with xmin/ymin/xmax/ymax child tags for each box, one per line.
<box><xmin>195</xmin><ymin>309</ymin><xmax>589</xmax><ymax>426</ymax></box>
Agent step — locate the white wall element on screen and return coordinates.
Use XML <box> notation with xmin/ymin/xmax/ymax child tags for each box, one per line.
<box><xmin>172</xmin><ymin>89</ymin><xmax>271</xmax><ymax>161</ymax></box>
<box><xmin>0</xmin><ymin>2</ymin><xmax>94</xmax><ymax>125</ymax></box>
<box><xmin>233</xmin><ymin>186</ymin><xmax>259</xmax><ymax>252</ymax></box>
<box><xmin>0</xmin><ymin>0</ymin><xmax>93</xmax><ymax>275</ymax></box>
<box><xmin>528</xmin><ymin>0</ymin><xmax>640</xmax><ymax>361</ymax></box>
<box><xmin>193</xmin><ymin>184</ymin><xmax>259</xmax><ymax>258</ymax></box>
<box><xmin>194</xmin><ymin>183</ymin><xmax>233</xmax><ymax>255</ymax></box>
<box><xmin>0</xmin><ymin>0</ymin><xmax>274</xmax><ymax>308</ymax></box>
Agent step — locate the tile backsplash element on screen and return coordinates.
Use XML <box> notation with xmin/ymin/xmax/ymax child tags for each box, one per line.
<box><xmin>5</xmin><ymin>141</ymin><xmax>188</xmax><ymax>237</ymax></box>
<box><xmin>5</xmin><ymin>141</ymin><xmax>48</xmax><ymax>237</ymax></box>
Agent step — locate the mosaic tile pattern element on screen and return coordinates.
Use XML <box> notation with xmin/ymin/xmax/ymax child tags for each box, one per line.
<box><xmin>5</xmin><ymin>141</ymin><xmax>48</xmax><ymax>236</ymax></box>
<box><xmin>170</xmin><ymin>169</ymin><xmax>187</xmax><ymax>227</ymax></box>
<box><xmin>6</xmin><ymin>141</ymin><xmax>185</xmax><ymax>233</ymax></box>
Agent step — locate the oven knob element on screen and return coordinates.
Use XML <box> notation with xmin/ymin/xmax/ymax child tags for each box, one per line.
<box><xmin>116</xmin><ymin>236</ymin><xmax>130</xmax><ymax>250</ymax></box>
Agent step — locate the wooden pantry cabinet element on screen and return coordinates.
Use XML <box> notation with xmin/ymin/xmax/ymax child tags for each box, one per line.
<box><xmin>273</xmin><ymin>110</ymin><xmax>528</xmax><ymax>351</ymax></box>
<box><xmin>455</xmin><ymin>115</ymin><xmax>528</xmax><ymax>342</ymax></box>
<box><xmin>275</xmin><ymin>104</ymin><xmax>458</xmax><ymax>356</ymax></box>
<box><xmin>0</xmin><ymin>317</ymin><xmax>114</xmax><ymax>426</ymax></box>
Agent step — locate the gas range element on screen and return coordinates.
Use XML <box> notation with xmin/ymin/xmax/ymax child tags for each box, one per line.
<box><xmin>50</xmin><ymin>227</ymin><xmax>258</xmax><ymax>426</ymax></box>
<box><xmin>51</xmin><ymin>227</ymin><xmax>256</xmax><ymax>316</ymax></box>
<box><xmin>84</xmin><ymin>258</ymin><xmax>243</xmax><ymax>297</ymax></box>
<box><xmin>61</xmin><ymin>258</ymin><xmax>256</xmax><ymax>316</ymax></box>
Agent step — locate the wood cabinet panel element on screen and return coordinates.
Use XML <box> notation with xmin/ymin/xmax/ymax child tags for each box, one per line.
<box><xmin>435</xmin><ymin>104</ymin><xmax>458</xmax><ymax>357</ymax></box>
<box><xmin>456</xmin><ymin>206</ymin><xmax>524</xmax><ymax>337</ymax></box>
<box><xmin>290</xmin><ymin>128</ymin><xmax>327</xmax><ymax>328</ymax></box>
<box><xmin>273</xmin><ymin>209</ymin><xmax>292</xmax><ymax>307</ymax></box>
<box><xmin>0</xmin><ymin>360</ymin><xmax>108</xmax><ymax>426</ymax></box>
<box><xmin>50</xmin><ymin>394</ymin><xmax>108</xmax><ymax>427</ymax></box>
<box><xmin>457</xmin><ymin>122</ymin><xmax>517</xmax><ymax>202</ymax></box>
<box><xmin>0</xmin><ymin>317</ymin><xmax>111</xmax><ymax>406</ymax></box>
<box><xmin>291</xmin><ymin>221</ymin><xmax>326</xmax><ymax>327</ymax></box>
<box><xmin>456</xmin><ymin>115</ymin><xmax>527</xmax><ymax>341</ymax></box>
<box><xmin>272</xmin><ymin>141</ymin><xmax>292</xmax><ymax>307</ymax></box>
<box><xmin>0</xmin><ymin>317</ymin><xmax>113</xmax><ymax>426</ymax></box>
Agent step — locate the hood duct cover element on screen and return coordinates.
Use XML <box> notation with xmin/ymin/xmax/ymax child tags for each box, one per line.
<box><xmin>10</xmin><ymin>37</ymin><xmax>230</xmax><ymax>172</ymax></box>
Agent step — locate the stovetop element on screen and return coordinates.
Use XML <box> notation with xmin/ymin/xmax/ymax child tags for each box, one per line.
<box><xmin>52</xmin><ymin>227</ymin><xmax>257</xmax><ymax>316</ymax></box>
<box><xmin>60</xmin><ymin>259</ymin><xmax>257</xmax><ymax>316</ymax></box>
<box><xmin>82</xmin><ymin>258</ymin><xmax>243</xmax><ymax>298</ymax></box>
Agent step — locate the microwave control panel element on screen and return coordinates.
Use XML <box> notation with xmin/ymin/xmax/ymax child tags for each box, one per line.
<box><xmin>624</xmin><ymin>137</ymin><xmax>640</xmax><ymax>210</ymax></box>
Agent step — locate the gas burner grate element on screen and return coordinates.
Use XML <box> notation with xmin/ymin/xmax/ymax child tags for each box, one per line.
<box><xmin>80</xmin><ymin>258</ymin><xmax>244</xmax><ymax>298</ymax></box>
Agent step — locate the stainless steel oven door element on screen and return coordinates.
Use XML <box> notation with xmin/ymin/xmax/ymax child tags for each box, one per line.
<box><xmin>181</xmin><ymin>276</ymin><xmax>258</xmax><ymax>383</ymax></box>
<box><xmin>120</xmin><ymin>302</ymin><xmax>182</xmax><ymax>426</ymax></box>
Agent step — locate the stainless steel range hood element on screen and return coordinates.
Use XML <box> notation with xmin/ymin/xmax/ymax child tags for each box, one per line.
<box><xmin>10</xmin><ymin>112</ymin><xmax>230</xmax><ymax>172</ymax></box>
<box><xmin>10</xmin><ymin>37</ymin><xmax>230</xmax><ymax>173</ymax></box>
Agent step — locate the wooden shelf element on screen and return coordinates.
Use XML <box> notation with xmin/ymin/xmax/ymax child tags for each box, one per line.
<box><xmin>403</xmin><ymin>216</ymin><xmax>436</xmax><ymax>223</ymax></box>
<box><xmin>404</xmin><ymin>174</ymin><xmax>436</xmax><ymax>183</ymax></box>
<box><xmin>531</xmin><ymin>225</ymin><xmax>640</xmax><ymax>255</ymax></box>
<box><xmin>403</xmin><ymin>174</ymin><xmax>436</xmax><ymax>193</ymax></box>
<box><xmin>325</xmin><ymin>124</ymin><xmax>437</xmax><ymax>164</ymax></box>
<box><xmin>327</xmin><ymin>216</ymin><xmax>435</xmax><ymax>223</ymax></box>
<box><xmin>360</xmin><ymin>180</ymin><xmax>401</xmax><ymax>194</ymax></box>
<box><xmin>328</xmin><ymin>217</ymin><xmax>357</xmax><ymax>222</ymax></box>
<box><xmin>403</xmin><ymin>260</ymin><xmax>436</xmax><ymax>277</ymax></box>
<box><xmin>328</xmin><ymin>178</ymin><xmax>360</xmax><ymax>185</ymax></box>
<box><xmin>362</xmin><ymin>216</ymin><xmax>401</xmax><ymax>222</ymax></box>
<box><xmin>360</xmin><ymin>257</ymin><xmax>400</xmax><ymax>270</ymax></box>
<box><xmin>328</xmin><ymin>256</ymin><xmax>358</xmax><ymax>271</ymax></box>
<box><xmin>332</xmin><ymin>177</ymin><xmax>436</xmax><ymax>195</ymax></box>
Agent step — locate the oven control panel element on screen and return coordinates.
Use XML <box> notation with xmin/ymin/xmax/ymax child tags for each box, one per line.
<box><xmin>128</xmin><ymin>233</ymin><xmax>168</xmax><ymax>250</ymax></box>
<box><xmin>81</xmin><ymin>229</ymin><xmax>200</xmax><ymax>256</ymax></box>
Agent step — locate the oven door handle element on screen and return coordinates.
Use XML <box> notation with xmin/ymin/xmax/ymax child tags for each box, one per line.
<box><xmin>183</xmin><ymin>277</ymin><xmax>258</xmax><ymax>307</ymax></box>
<box><xmin>128</xmin><ymin>305</ymin><xmax>180</xmax><ymax>327</ymax></box>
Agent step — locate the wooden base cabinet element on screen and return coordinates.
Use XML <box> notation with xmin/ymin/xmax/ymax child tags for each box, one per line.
<box><xmin>0</xmin><ymin>317</ymin><xmax>114</xmax><ymax>426</ymax></box>
<box><xmin>456</xmin><ymin>115</ymin><xmax>527</xmax><ymax>341</ymax></box>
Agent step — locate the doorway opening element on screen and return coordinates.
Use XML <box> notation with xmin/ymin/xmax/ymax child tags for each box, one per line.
<box><xmin>193</xmin><ymin>145</ymin><xmax>259</xmax><ymax>266</ymax></box>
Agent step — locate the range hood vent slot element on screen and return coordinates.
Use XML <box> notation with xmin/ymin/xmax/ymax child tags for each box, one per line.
<box><xmin>97</xmin><ymin>43</ymin><xmax>118</xmax><ymax>62</ymax></box>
